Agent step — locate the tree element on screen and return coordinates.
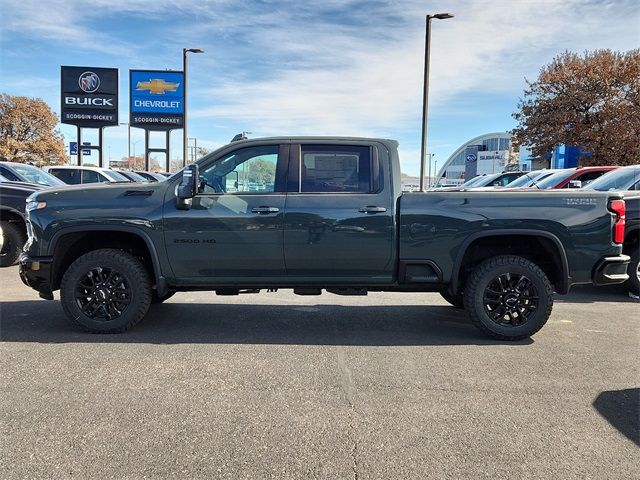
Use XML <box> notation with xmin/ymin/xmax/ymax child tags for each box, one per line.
<box><xmin>0</xmin><ymin>94</ymin><xmax>67</xmax><ymax>165</ymax></box>
<box><xmin>512</xmin><ymin>49</ymin><xmax>640</xmax><ymax>166</ymax></box>
<box><xmin>246</xmin><ymin>158</ymin><xmax>276</xmax><ymax>184</ymax></box>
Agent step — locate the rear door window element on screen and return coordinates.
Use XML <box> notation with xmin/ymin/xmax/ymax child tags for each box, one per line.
<box><xmin>81</xmin><ymin>170</ymin><xmax>103</xmax><ymax>183</ymax></box>
<box><xmin>294</xmin><ymin>145</ymin><xmax>373</xmax><ymax>193</ymax></box>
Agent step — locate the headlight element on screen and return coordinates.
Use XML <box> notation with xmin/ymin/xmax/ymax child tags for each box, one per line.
<box><xmin>25</xmin><ymin>201</ymin><xmax>46</xmax><ymax>212</ymax></box>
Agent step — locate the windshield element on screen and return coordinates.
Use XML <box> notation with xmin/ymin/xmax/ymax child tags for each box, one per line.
<box><xmin>118</xmin><ymin>171</ymin><xmax>149</xmax><ymax>182</ymax></box>
<box><xmin>103</xmin><ymin>170</ymin><xmax>133</xmax><ymax>182</ymax></box>
<box><xmin>470</xmin><ymin>173</ymin><xmax>502</xmax><ymax>188</ymax></box>
<box><xmin>460</xmin><ymin>176</ymin><xmax>488</xmax><ymax>188</ymax></box>
<box><xmin>584</xmin><ymin>166</ymin><xmax>640</xmax><ymax>191</ymax></box>
<box><xmin>11</xmin><ymin>163</ymin><xmax>65</xmax><ymax>186</ymax></box>
<box><xmin>535</xmin><ymin>169</ymin><xmax>575</xmax><ymax>189</ymax></box>
<box><xmin>505</xmin><ymin>171</ymin><xmax>547</xmax><ymax>188</ymax></box>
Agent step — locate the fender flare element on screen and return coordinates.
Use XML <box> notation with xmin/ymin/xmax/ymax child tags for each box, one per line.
<box><xmin>451</xmin><ymin>229</ymin><xmax>570</xmax><ymax>295</ymax></box>
<box><xmin>49</xmin><ymin>225</ymin><xmax>168</xmax><ymax>295</ymax></box>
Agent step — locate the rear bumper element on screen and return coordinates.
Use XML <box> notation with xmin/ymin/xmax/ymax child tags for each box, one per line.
<box><xmin>19</xmin><ymin>253</ymin><xmax>54</xmax><ymax>299</ymax></box>
<box><xmin>592</xmin><ymin>254</ymin><xmax>630</xmax><ymax>286</ymax></box>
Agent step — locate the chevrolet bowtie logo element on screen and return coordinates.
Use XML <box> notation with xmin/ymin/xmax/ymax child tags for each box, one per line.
<box><xmin>136</xmin><ymin>79</ymin><xmax>180</xmax><ymax>94</ymax></box>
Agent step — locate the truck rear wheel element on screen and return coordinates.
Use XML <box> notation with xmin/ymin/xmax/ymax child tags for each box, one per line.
<box><xmin>0</xmin><ymin>221</ymin><xmax>25</xmax><ymax>267</ymax></box>
<box><xmin>464</xmin><ymin>255</ymin><xmax>553</xmax><ymax>341</ymax></box>
<box><xmin>623</xmin><ymin>249</ymin><xmax>639</xmax><ymax>296</ymax></box>
<box><xmin>60</xmin><ymin>249</ymin><xmax>152</xmax><ymax>333</ymax></box>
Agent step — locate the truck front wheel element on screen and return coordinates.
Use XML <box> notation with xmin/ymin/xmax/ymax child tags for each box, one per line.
<box><xmin>0</xmin><ymin>221</ymin><xmax>25</xmax><ymax>267</ymax></box>
<box><xmin>464</xmin><ymin>255</ymin><xmax>553</xmax><ymax>341</ymax></box>
<box><xmin>60</xmin><ymin>249</ymin><xmax>152</xmax><ymax>333</ymax></box>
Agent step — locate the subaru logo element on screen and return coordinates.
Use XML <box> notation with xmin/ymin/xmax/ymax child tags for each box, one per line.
<box><xmin>78</xmin><ymin>71</ymin><xmax>100</xmax><ymax>93</ymax></box>
<box><xmin>465</xmin><ymin>153</ymin><xmax>477</xmax><ymax>163</ymax></box>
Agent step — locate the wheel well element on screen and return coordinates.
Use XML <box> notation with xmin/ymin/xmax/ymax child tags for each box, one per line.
<box><xmin>623</xmin><ymin>228</ymin><xmax>639</xmax><ymax>253</ymax></box>
<box><xmin>455</xmin><ymin>235</ymin><xmax>566</xmax><ymax>294</ymax></box>
<box><xmin>0</xmin><ymin>210</ymin><xmax>26</xmax><ymax>237</ymax></box>
<box><xmin>51</xmin><ymin>231</ymin><xmax>157</xmax><ymax>291</ymax></box>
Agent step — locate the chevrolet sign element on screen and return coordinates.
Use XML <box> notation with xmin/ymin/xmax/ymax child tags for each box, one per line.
<box><xmin>130</xmin><ymin>70</ymin><xmax>184</xmax><ymax>130</ymax></box>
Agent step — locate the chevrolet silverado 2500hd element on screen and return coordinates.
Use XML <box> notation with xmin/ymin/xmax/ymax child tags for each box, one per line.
<box><xmin>20</xmin><ymin>137</ymin><xmax>630</xmax><ymax>339</ymax></box>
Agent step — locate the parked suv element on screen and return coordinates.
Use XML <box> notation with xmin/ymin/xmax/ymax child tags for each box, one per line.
<box><xmin>533</xmin><ymin>166</ymin><xmax>618</xmax><ymax>189</ymax></box>
<box><xmin>43</xmin><ymin>166</ymin><xmax>132</xmax><ymax>184</ymax></box>
<box><xmin>584</xmin><ymin>165</ymin><xmax>640</xmax><ymax>192</ymax></box>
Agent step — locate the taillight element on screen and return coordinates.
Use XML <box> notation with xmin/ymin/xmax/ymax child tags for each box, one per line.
<box><xmin>609</xmin><ymin>199</ymin><xmax>625</xmax><ymax>244</ymax></box>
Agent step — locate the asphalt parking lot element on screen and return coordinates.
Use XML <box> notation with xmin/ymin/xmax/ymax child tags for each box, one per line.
<box><xmin>1</xmin><ymin>264</ymin><xmax>638</xmax><ymax>479</ymax></box>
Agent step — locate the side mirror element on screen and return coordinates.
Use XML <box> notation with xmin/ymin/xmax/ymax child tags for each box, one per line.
<box><xmin>176</xmin><ymin>164</ymin><xmax>199</xmax><ymax>210</ymax></box>
<box><xmin>568</xmin><ymin>180</ymin><xmax>582</xmax><ymax>189</ymax></box>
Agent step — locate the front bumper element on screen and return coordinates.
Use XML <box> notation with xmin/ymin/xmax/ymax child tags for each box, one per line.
<box><xmin>19</xmin><ymin>253</ymin><xmax>54</xmax><ymax>300</ymax></box>
<box><xmin>592</xmin><ymin>254</ymin><xmax>630</xmax><ymax>286</ymax></box>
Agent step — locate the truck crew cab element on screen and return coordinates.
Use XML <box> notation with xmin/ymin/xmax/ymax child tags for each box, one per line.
<box><xmin>20</xmin><ymin>137</ymin><xmax>629</xmax><ymax>340</ymax></box>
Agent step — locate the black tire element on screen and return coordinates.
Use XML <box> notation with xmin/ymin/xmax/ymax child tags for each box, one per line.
<box><xmin>464</xmin><ymin>255</ymin><xmax>553</xmax><ymax>341</ymax></box>
<box><xmin>60</xmin><ymin>249</ymin><xmax>152</xmax><ymax>333</ymax></box>
<box><xmin>0</xmin><ymin>221</ymin><xmax>25</xmax><ymax>267</ymax></box>
<box><xmin>624</xmin><ymin>247</ymin><xmax>639</xmax><ymax>296</ymax></box>
<box><xmin>439</xmin><ymin>289</ymin><xmax>464</xmax><ymax>308</ymax></box>
<box><xmin>151</xmin><ymin>291</ymin><xmax>176</xmax><ymax>304</ymax></box>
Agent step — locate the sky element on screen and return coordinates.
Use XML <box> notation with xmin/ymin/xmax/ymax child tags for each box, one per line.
<box><xmin>1</xmin><ymin>0</ymin><xmax>638</xmax><ymax>175</ymax></box>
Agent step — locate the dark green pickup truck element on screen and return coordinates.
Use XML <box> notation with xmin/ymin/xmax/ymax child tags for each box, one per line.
<box><xmin>20</xmin><ymin>137</ymin><xmax>630</xmax><ymax>340</ymax></box>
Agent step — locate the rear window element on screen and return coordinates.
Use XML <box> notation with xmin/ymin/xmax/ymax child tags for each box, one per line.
<box><xmin>50</xmin><ymin>168</ymin><xmax>80</xmax><ymax>184</ymax></box>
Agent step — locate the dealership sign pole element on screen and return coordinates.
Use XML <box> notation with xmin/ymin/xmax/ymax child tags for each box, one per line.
<box><xmin>60</xmin><ymin>66</ymin><xmax>119</xmax><ymax>167</ymax></box>
<box><xmin>130</xmin><ymin>70</ymin><xmax>185</xmax><ymax>172</ymax></box>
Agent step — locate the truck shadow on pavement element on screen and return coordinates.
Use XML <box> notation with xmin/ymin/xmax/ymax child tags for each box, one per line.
<box><xmin>0</xmin><ymin>300</ymin><xmax>533</xmax><ymax>346</ymax></box>
<box><xmin>554</xmin><ymin>284</ymin><xmax>638</xmax><ymax>304</ymax></box>
<box><xmin>593</xmin><ymin>388</ymin><xmax>640</xmax><ymax>447</ymax></box>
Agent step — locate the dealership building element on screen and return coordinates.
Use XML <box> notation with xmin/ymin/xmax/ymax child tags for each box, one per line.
<box><xmin>435</xmin><ymin>132</ymin><xmax>513</xmax><ymax>185</ymax></box>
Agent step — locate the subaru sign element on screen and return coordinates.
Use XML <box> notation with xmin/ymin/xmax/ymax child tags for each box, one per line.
<box><xmin>130</xmin><ymin>70</ymin><xmax>184</xmax><ymax>130</ymax></box>
<box><xmin>60</xmin><ymin>66</ymin><xmax>119</xmax><ymax>127</ymax></box>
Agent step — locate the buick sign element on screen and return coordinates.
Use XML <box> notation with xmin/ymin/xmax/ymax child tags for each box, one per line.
<box><xmin>61</xmin><ymin>66</ymin><xmax>118</xmax><ymax>127</ymax></box>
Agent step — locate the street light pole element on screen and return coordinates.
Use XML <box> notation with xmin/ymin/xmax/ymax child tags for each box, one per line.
<box><xmin>182</xmin><ymin>48</ymin><xmax>204</xmax><ymax>167</ymax></box>
<box><xmin>419</xmin><ymin>12</ymin><xmax>453</xmax><ymax>192</ymax></box>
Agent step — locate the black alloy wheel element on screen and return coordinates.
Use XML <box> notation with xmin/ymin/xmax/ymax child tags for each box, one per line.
<box><xmin>74</xmin><ymin>266</ymin><xmax>132</xmax><ymax>321</ymax></box>
<box><xmin>464</xmin><ymin>255</ymin><xmax>553</xmax><ymax>341</ymax></box>
<box><xmin>60</xmin><ymin>249</ymin><xmax>152</xmax><ymax>333</ymax></box>
<box><xmin>482</xmin><ymin>272</ymin><xmax>539</xmax><ymax>326</ymax></box>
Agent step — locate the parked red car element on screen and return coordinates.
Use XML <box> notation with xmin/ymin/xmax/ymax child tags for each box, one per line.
<box><xmin>534</xmin><ymin>166</ymin><xmax>618</xmax><ymax>189</ymax></box>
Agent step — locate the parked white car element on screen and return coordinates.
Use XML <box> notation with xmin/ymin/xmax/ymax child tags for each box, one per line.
<box><xmin>43</xmin><ymin>166</ymin><xmax>132</xmax><ymax>184</ymax></box>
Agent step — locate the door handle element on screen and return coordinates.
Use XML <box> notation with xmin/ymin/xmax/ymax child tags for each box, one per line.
<box><xmin>251</xmin><ymin>206</ymin><xmax>280</xmax><ymax>214</ymax></box>
<box><xmin>333</xmin><ymin>225</ymin><xmax>366</xmax><ymax>233</ymax></box>
<box><xmin>358</xmin><ymin>206</ymin><xmax>387</xmax><ymax>214</ymax></box>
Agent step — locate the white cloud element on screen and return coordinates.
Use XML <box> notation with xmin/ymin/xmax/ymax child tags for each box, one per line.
<box><xmin>188</xmin><ymin>0</ymin><xmax>639</xmax><ymax>135</ymax></box>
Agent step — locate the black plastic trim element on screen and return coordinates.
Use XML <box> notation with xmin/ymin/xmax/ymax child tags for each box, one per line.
<box><xmin>19</xmin><ymin>253</ymin><xmax>54</xmax><ymax>298</ymax></box>
<box><xmin>451</xmin><ymin>229</ymin><xmax>571</xmax><ymax>294</ymax></box>
<box><xmin>592</xmin><ymin>254</ymin><xmax>630</xmax><ymax>286</ymax></box>
<box><xmin>48</xmin><ymin>225</ymin><xmax>166</xmax><ymax>294</ymax></box>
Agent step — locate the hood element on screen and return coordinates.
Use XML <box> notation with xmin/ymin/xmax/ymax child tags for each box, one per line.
<box><xmin>0</xmin><ymin>181</ymin><xmax>45</xmax><ymax>193</ymax></box>
<box><xmin>30</xmin><ymin>180</ymin><xmax>169</xmax><ymax>203</ymax></box>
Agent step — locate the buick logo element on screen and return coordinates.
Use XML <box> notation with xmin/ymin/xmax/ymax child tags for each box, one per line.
<box><xmin>78</xmin><ymin>71</ymin><xmax>100</xmax><ymax>93</ymax></box>
<box><xmin>465</xmin><ymin>153</ymin><xmax>477</xmax><ymax>163</ymax></box>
